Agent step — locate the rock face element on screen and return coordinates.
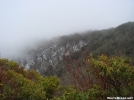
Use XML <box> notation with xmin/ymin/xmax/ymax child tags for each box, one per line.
<box><xmin>18</xmin><ymin>39</ymin><xmax>87</xmax><ymax>76</ymax></box>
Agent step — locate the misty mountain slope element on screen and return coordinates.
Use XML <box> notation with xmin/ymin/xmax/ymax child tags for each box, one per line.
<box><xmin>17</xmin><ymin>35</ymin><xmax>87</xmax><ymax>76</ymax></box>
<box><xmin>17</xmin><ymin>22</ymin><xmax>134</xmax><ymax>77</ymax></box>
<box><xmin>86</xmin><ymin>22</ymin><xmax>134</xmax><ymax>58</ymax></box>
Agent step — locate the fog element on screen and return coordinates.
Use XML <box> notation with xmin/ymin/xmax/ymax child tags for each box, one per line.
<box><xmin>0</xmin><ymin>0</ymin><xmax>134</xmax><ymax>59</ymax></box>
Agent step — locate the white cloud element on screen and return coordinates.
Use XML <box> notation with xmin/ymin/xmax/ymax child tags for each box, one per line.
<box><xmin>0</xmin><ymin>0</ymin><xmax>134</xmax><ymax>59</ymax></box>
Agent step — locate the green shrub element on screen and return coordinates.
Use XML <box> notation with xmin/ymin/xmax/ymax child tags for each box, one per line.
<box><xmin>0</xmin><ymin>58</ymin><xmax>60</xmax><ymax>100</ymax></box>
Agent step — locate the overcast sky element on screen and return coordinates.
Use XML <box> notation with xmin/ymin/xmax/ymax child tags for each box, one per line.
<box><xmin>0</xmin><ymin>0</ymin><xmax>134</xmax><ymax>59</ymax></box>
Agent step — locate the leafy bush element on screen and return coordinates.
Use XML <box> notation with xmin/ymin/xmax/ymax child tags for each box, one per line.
<box><xmin>63</xmin><ymin>54</ymin><xmax>134</xmax><ymax>100</ymax></box>
<box><xmin>41</xmin><ymin>76</ymin><xmax>60</xmax><ymax>99</ymax></box>
<box><xmin>0</xmin><ymin>58</ymin><xmax>60</xmax><ymax>100</ymax></box>
<box><xmin>86</xmin><ymin>54</ymin><xmax>134</xmax><ymax>97</ymax></box>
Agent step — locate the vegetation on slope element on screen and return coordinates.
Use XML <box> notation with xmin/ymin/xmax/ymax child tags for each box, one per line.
<box><xmin>1</xmin><ymin>54</ymin><xmax>134</xmax><ymax>100</ymax></box>
<box><xmin>0</xmin><ymin>59</ymin><xmax>59</xmax><ymax>100</ymax></box>
<box><xmin>1</xmin><ymin>22</ymin><xmax>134</xmax><ymax>99</ymax></box>
<box><xmin>57</xmin><ymin>54</ymin><xmax>134</xmax><ymax>100</ymax></box>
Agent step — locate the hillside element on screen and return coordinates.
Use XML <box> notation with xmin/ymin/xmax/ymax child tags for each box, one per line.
<box><xmin>16</xmin><ymin>22</ymin><xmax>134</xmax><ymax>80</ymax></box>
<box><xmin>1</xmin><ymin>22</ymin><xmax>134</xmax><ymax>99</ymax></box>
<box><xmin>85</xmin><ymin>22</ymin><xmax>134</xmax><ymax>58</ymax></box>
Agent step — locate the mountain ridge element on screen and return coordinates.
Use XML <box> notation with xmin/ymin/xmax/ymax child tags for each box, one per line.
<box><xmin>16</xmin><ymin>22</ymin><xmax>134</xmax><ymax>78</ymax></box>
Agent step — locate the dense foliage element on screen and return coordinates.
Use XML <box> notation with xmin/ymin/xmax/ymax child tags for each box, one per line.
<box><xmin>0</xmin><ymin>55</ymin><xmax>134</xmax><ymax>100</ymax></box>
<box><xmin>0</xmin><ymin>59</ymin><xmax>59</xmax><ymax>100</ymax></box>
<box><xmin>59</xmin><ymin>54</ymin><xmax>134</xmax><ymax>100</ymax></box>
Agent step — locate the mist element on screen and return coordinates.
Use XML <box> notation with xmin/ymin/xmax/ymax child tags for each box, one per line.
<box><xmin>0</xmin><ymin>0</ymin><xmax>134</xmax><ymax>59</ymax></box>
